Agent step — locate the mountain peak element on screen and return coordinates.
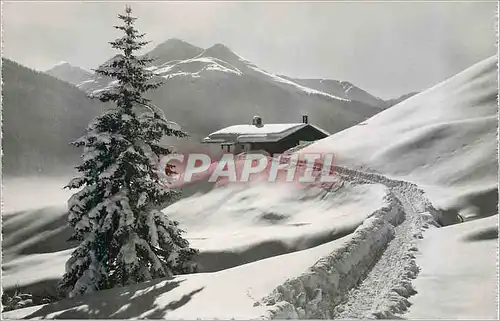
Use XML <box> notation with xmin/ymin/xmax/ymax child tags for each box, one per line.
<box><xmin>47</xmin><ymin>61</ymin><xmax>77</xmax><ymax>71</ymax></box>
<box><xmin>47</xmin><ymin>61</ymin><xmax>92</xmax><ymax>73</ymax></box>
<box><xmin>46</xmin><ymin>62</ymin><xmax>93</xmax><ymax>85</ymax></box>
<box><xmin>153</xmin><ymin>38</ymin><xmax>201</xmax><ymax>50</ymax></box>
<box><xmin>54</xmin><ymin>60</ymin><xmax>70</xmax><ymax>67</ymax></box>
<box><xmin>146</xmin><ymin>38</ymin><xmax>203</xmax><ymax>65</ymax></box>
<box><xmin>209</xmin><ymin>43</ymin><xmax>231</xmax><ymax>50</ymax></box>
<box><xmin>204</xmin><ymin>43</ymin><xmax>235</xmax><ymax>55</ymax></box>
<box><xmin>200</xmin><ymin>43</ymin><xmax>245</xmax><ymax>67</ymax></box>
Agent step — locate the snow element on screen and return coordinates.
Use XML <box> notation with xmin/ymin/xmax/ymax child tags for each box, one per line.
<box><xmin>301</xmin><ymin>55</ymin><xmax>498</xmax><ymax>220</ymax></box>
<box><xmin>153</xmin><ymin>57</ymin><xmax>243</xmax><ymax>78</ymax></box>
<box><xmin>99</xmin><ymin>162</ymin><xmax>120</xmax><ymax>179</ymax></box>
<box><xmin>405</xmin><ymin>215</ymin><xmax>498</xmax><ymax>319</ymax></box>
<box><xmin>2</xmin><ymin>55</ymin><xmax>497</xmax><ymax>319</ymax></box>
<box><xmin>76</xmin><ymin>79</ymin><xmax>95</xmax><ymax>86</ymax></box>
<box><xmin>261</xmin><ymin>214</ymin><xmax>400</xmax><ymax>319</ymax></box>
<box><xmin>2</xmin><ymin>234</ymin><xmax>353</xmax><ymax>319</ymax></box>
<box><xmin>203</xmin><ymin>123</ymin><xmax>330</xmax><ymax>143</ymax></box>
<box><xmin>204</xmin><ymin>63</ymin><xmax>241</xmax><ymax>75</ymax></box>
<box><xmin>189</xmin><ymin>43</ymin><xmax>348</xmax><ymax>102</ymax></box>
<box><xmin>153</xmin><ymin>64</ymin><xmax>176</xmax><ymax>75</ymax></box>
<box><xmin>162</xmin><ymin>71</ymin><xmax>201</xmax><ymax>80</ymax></box>
<box><xmin>164</xmin><ymin>182</ymin><xmax>388</xmax><ymax>255</ymax></box>
<box><xmin>207</xmin><ymin>123</ymin><xmax>304</xmax><ymax>136</ymax></box>
<box><xmin>289</xmin><ymin>78</ymin><xmax>387</xmax><ymax>108</ymax></box>
<box><xmin>1</xmin><ymin>176</ymin><xmax>73</xmax><ymax>215</ymax></box>
<box><xmin>1</xmin><ymin>178</ymin><xmax>389</xmax><ymax>293</ymax></box>
<box><xmin>1</xmin><ymin>174</ymin><xmax>402</xmax><ymax>319</ymax></box>
<box><xmin>2</xmin><ymin>249</ymin><xmax>73</xmax><ymax>291</ymax></box>
<box><xmin>77</xmin><ymin>42</ymin><xmax>380</xmax><ymax>143</ymax></box>
<box><xmin>3</xmin><ymin>181</ymin><xmax>401</xmax><ymax>320</ymax></box>
<box><xmin>287</xmin><ymin>55</ymin><xmax>497</xmax><ymax>318</ymax></box>
<box><xmin>247</xmin><ymin>65</ymin><xmax>350</xmax><ymax>102</ymax></box>
<box><xmin>86</xmin><ymin>44</ymin><xmax>349</xmax><ymax>104</ymax></box>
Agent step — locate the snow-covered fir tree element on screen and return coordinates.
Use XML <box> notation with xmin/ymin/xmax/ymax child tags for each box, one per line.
<box><xmin>58</xmin><ymin>6</ymin><xmax>198</xmax><ymax>298</ymax></box>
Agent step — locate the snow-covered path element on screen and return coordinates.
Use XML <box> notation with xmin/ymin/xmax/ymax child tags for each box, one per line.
<box><xmin>332</xmin><ymin>167</ymin><xmax>442</xmax><ymax>319</ymax></box>
<box><xmin>1</xmin><ymin>166</ymin><xmax>494</xmax><ymax>320</ymax></box>
<box><xmin>260</xmin><ymin>166</ymin><xmax>451</xmax><ymax>320</ymax></box>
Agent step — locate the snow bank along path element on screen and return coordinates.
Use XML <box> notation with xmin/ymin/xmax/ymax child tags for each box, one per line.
<box><xmin>258</xmin><ymin>166</ymin><xmax>446</xmax><ymax>319</ymax></box>
<box><xmin>1</xmin><ymin>166</ymin><xmax>466</xmax><ymax>319</ymax></box>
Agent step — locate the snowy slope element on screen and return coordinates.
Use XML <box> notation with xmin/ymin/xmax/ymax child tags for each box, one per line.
<box><xmin>45</xmin><ymin>62</ymin><xmax>93</xmax><ymax>86</ymax></box>
<box><xmin>2</xmin><ymin>177</ymin><xmax>389</xmax><ymax>297</ymax></box>
<box><xmin>2</xmin><ymin>176</ymin><xmax>74</xmax><ymax>215</ymax></box>
<box><xmin>2</xmin><ymin>177</ymin><xmax>398</xmax><ymax>319</ymax></box>
<box><xmin>405</xmin><ymin>215</ymin><xmax>498</xmax><ymax>319</ymax></box>
<box><xmin>2</xmin><ymin>233</ymin><xmax>354</xmax><ymax>319</ymax></box>
<box><xmin>384</xmin><ymin>92</ymin><xmax>419</xmax><ymax>108</ymax></box>
<box><xmin>301</xmin><ymin>56</ymin><xmax>498</xmax><ymax>220</ymax></box>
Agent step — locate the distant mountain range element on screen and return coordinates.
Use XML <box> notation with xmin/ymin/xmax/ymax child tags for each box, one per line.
<box><xmin>383</xmin><ymin>92</ymin><xmax>419</xmax><ymax>107</ymax></box>
<box><xmin>46</xmin><ymin>39</ymin><xmax>413</xmax><ymax>110</ymax></box>
<box><xmin>2</xmin><ymin>58</ymin><xmax>105</xmax><ymax>176</ymax></box>
<box><xmin>283</xmin><ymin>78</ymin><xmax>417</xmax><ymax>108</ymax></box>
<box><xmin>45</xmin><ymin>39</ymin><xmax>410</xmax><ymax>135</ymax></box>
<box><xmin>45</xmin><ymin>62</ymin><xmax>93</xmax><ymax>87</ymax></box>
<box><xmin>4</xmin><ymin>39</ymin><xmax>415</xmax><ymax>175</ymax></box>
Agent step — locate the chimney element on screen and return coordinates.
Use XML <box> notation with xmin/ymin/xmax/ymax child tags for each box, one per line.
<box><xmin>302</xmin><ymin>114</ymin><xmax>308</xmax><ymax>124</ymax></box>
<box><xmin>252</xmin><ymin>115</ymin><xmax>263</xmax><ymax>127</ymax></box>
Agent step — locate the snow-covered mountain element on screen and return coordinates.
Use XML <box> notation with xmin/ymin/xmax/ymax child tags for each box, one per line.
<box><xmin>287</xmin><ymin>78</ymin><xmax>418</xmax><ymax>108</ymax></box>
<box><xmin>383</xmin><ymin>91</ymin><xmax>418</xmax><ymax>107</ymax></box>
<box><xmin>76</xmin><ymin>40</ymin><xmax>384</xmax><ymax>137</ymax></box>
<box><xmin>283</xmin><ymin>77</ymin><xmax>387</xmax><ymax>108</ymax></box>
<box><xmin>145</xmin><ymin>38</ymin><xmax>204</xmax><ymax>66</ymax></box>
<box><xmin>45</xmin><ymin>61</ymin><xmax>93</xmax><ymax>86</ymax></box>
<box><xmin>5</xmin><ymin>39</ymin><xmax>391</xmax><ymax>176</ymax></box>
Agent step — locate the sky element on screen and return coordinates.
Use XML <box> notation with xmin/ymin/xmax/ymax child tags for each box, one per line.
<box><xmin>2</xmin><ymin>1</ymin><xmax>497</xmax><ymax>99</ymax></box>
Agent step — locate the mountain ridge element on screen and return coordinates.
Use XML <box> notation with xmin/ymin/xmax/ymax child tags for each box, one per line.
<box><xmin>70</xmin><ymin>40</ymin><xmax>383</xmax><ymax>137</ymax></box>
<box><xmin>46</xmin><ymin>39</ymin><xmax>413</xmax><ymax>108</ymax></box>
<box><xmin>146</xmin><ymin>38</ymin><xmax>204</xmax><ymax>66</ymax></box>
<box><xmin>4</xmin><ymin>39</ymin><xmax>414</xmax><ymax>175</ymax></box>
<box><xmin>3</xmin><ymin>58</ymin><xmax>105</xmax><ymax>176</ymax></box>
<box><xmin>45</xmin><ymin>62</ymin><xmax>94</xmax><ymax>86</ymax></box>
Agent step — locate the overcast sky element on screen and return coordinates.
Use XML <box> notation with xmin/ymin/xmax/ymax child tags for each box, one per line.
<box><xmin>3</xmin><ymin>1</ymin><xmax>497</xmax><ymax>98</ymax></box>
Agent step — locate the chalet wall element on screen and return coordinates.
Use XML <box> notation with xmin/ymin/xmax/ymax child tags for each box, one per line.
<box><xmin>251</xmin><ymin>126</ymin><xmax>328</xmax><ymax>156</ymax></box>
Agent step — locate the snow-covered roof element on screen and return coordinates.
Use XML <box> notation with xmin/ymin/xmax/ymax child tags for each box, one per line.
<box><xmin>211</xmin><ymin>123</ymin><xmax>303</xmax><ymax>136</ymax></box>
<box><xmin>203</xmin><ymin>123</ymin><xmax>330</xmax><ymax>143</ymax></box>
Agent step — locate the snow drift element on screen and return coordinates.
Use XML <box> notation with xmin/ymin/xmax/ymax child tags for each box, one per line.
<box><xmin>301</xmin><ymin>55</ymin><xmax>498</xmax><ymax>220</ymax></box>
<box><xmin>1</xmin><ymin>177</ymin><xmax>390</xmax><ymax>300</ymax></box>
<box><xmin>406</xmin><ymin>215</ymin><xmax>498</xmax><ymax>319</ymax></box>
<box><xmin>1</xmin><ymin>180</ymin><xmax>398</xmax><ymax>319</ymax></box>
